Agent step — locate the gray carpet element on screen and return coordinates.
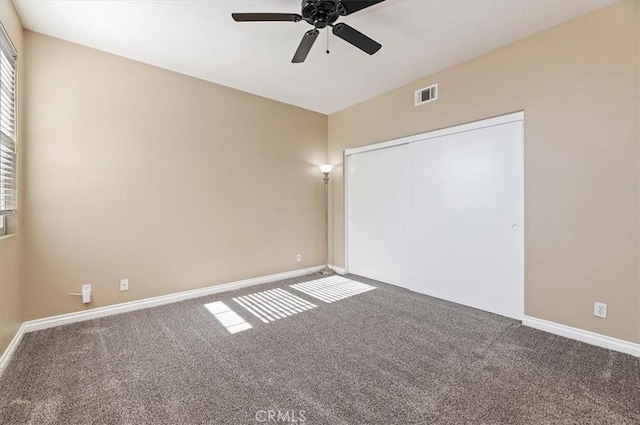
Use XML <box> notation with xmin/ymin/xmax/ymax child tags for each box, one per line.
<box><xmin>1</xmin><ymin>273</ymin><xmax>639</xmax><ymax>424</ymax></box>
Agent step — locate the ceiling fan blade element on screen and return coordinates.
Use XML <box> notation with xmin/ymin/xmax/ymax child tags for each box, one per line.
<box><xmin>292</xmin><ymin>29</ymin><xmax>319</xmax><ymax>63</ymax></box>
<box><xmin>332</xmin><ymin>23</ymin><xmax>381</xmax><ymax>55</ymax></box>
<box><xmin>339</xmin><ymin>0</ymin><xmax>385</xmax><ymax>16</ymax></box>
<box><xmin>232</xmin><ymin>13</ymin><xmax>302</xmax><ymax>22</ymax></box>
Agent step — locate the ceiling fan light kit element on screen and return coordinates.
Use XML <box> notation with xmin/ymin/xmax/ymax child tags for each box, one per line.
<box><xmin>232</xmin><ymin>0</ymin><xmax>385</xmax><ymax>63</ymax></box>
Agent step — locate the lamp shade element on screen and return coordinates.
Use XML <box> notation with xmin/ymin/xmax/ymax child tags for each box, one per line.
<box><xmin>319</xmin><ymin>164</ymin><xmax>334</xmax><ymax>174</ymax></box>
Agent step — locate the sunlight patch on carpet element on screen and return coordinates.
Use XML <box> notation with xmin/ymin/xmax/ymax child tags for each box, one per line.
<box><xmin>233</xmin><ymin>289</ymin><xmax>316</xmax><ymax>323</ymax></box>
<box><xmin>290</xmin><ymin>276</ymin><xmax>376</xmax><ymax>303</ymax></box>
<box><xmin>204</xmin><ymin>301</ymin><xmax>253</xmax><ymax>334</ymax></box>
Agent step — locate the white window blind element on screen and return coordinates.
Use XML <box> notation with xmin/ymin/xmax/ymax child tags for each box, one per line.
<box><xmin>0</xmin><ymin>24</ymin><xmax>17</xmax><ymax>217</ymax></box>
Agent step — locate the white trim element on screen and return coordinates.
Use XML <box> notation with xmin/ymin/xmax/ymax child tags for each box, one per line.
<box><xmin>522</xmin><ymin>315</ymin><xmax>640</xmax><ymax>357</ymax></box>
<box><xmin>343</xmin><ymin>149</ymin><xmax>350</xmax><ymax>275</ymax></box>
<box><xmin>344</xmin><ymin>111</ymin><xmax>524</xmax><ymax>156</ymax></box>
<box><xmin>0</xmin><ymin>323</ymin><xmax>26</xmax><ymax>376</ymax></box>
<box><xmin>23</xmin><ymin>266</ymin><xmax>323</xmax><ymax>333</ymax></box>
<box><xmin>517</xmin><ymin>120</ymin><xmax>525</xmax><ymax>320</ymax></box>
<box><xmin>330</xmin><ymin>265</ymin><xmax>346</xmax><ymax>275</ymax></box>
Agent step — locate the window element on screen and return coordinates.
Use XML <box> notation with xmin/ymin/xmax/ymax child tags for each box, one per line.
<box><xmin>0</xmin><ymin>24</ymin><xmax>17</xmax><ymax>236</ymax></box>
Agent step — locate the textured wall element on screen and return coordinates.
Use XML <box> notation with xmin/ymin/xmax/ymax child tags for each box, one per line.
<box><xmin>22</xmin><ymin>31</ymin><xmax>328</xmax><ymax>320</ymax></box>
<box><xmin>329</xmin><ymin>1</ymin><xmax>640</xmax><ymax>343</ymax></box>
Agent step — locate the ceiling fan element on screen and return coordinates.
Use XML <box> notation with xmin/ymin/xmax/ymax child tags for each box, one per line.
<box><xmin>232</xmin><ymin>0</ymin><xmax>385</xmax><ymax>63</ymax></box>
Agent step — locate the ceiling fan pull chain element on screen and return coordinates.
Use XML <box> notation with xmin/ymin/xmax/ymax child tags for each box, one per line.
<box><xmin>326</xmin><ymin>29</ymin><xmax>330</xmax><ymax>55</ymax></box>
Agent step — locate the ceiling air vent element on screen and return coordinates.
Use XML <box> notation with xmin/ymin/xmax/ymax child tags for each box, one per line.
<box><xmin>415</xmin><ymin>84</ymin><xmax>438</xmax><ymax>106</ymax></box>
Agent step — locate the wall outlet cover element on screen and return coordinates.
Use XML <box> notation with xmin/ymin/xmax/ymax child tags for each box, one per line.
<box><xmin>594</xmin><ymin>302</ymin><xmax>607</xmax><ymax>319</ymax></box>
<box><xmin>120</xmin><ymin>279</ymin><xmax>129</xmax><ymax>291</ymax></box>
<box><xmin>81</xmin><ymin>284</ymin><xmax>91</xmax><ymax>304</ymax></box>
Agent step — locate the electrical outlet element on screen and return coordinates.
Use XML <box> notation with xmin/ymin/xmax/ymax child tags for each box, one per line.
<box><xmin>81</xmin><ymin>284</ymin><xmax>91</xmax><ymax>304</ymax></box>
<box><xmin>296</xmin><ymin>254</ymin><xmax>302</xmax><ymax>263</ymax></box>
<box><xmin>594</xmin><ymin>302</ymin><xmax>607</xmax><ymax>319</ymax></box>
<box><xmin>120</xmin><ymin>279</ymin><xmax>129</xmax><ymax>292</ymax></box>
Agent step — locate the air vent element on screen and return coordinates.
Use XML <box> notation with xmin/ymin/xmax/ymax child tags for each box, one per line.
<box><xmin>415</xmin><ymin>84</ymin><xmax>438</xmax><ymax>106</ymax></box>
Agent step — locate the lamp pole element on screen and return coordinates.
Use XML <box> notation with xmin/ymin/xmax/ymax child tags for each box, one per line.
<box><xmin>319</xmin><ymin>164</ymin><xmax>334</xmax><ymax>275</ymax></box>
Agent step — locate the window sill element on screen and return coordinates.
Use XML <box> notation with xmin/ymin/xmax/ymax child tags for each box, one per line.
<box><xmin>0</xmin><ymin>233</ymin><xmax>18</xmax><ymax>241</ymax></box>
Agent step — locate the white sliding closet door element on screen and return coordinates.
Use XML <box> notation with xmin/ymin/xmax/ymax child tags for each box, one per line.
<box><xmin>346</xmin><ymin>113</ymin><xmax>524</xmax><ymax>320</ymax></box>
<box><xmin>408</xmin><ymin>121</ymin><xmax>523</xmax><ymax>319</ymax></box>
<box><xmin>347</xmin><ymin>145</ymin><xmax>410</xmax><ymax>287</ymax></box>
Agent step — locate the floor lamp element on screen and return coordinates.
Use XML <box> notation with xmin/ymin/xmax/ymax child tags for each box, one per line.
<box><xmin>319</xmin><ymin>164</ymin><xmax>334</xmax><ymax>275</ymax></box>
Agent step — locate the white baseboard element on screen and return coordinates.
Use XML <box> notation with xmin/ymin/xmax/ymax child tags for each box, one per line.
<box><xmin>1</xmin><ymin>266</ymin><xmax>324</xmax><ymax>376</ymax></box>
<box><xmin>0</xmin><ymin>323</ymin><xmax>26</xmax><ymax>376</ymax></box>
<box><xmin>1</xmin><ymin>266</ymin><xmax>325</xmax><ymax>375</ymax></box>
<box><xmin>522</xmin><ymin>315</ymin><xmax>640</xmax><ymax>357</ymax></box>
<box><xmin>23</xmin><ymin>265</ymin><xmax>323</xmax><ymax>334</ymax></box>
<box><xmin>330</xmin><ymin>265</ymin><xmax>346</xmax><ymax>275</ymax></box>
<box><xmin>10</xmin><ymin>271</ymin><xmax>635</xmax><ymax>376</ymax></box>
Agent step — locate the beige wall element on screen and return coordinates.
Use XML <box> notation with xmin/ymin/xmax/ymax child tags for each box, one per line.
<box><xmin>22</xmin><ymin>31</ymin><xmax>328</xmax><ymax>320</ymax></box>
<box><xmin>0</xmin><ymin>0</ymin><xmax>24</xmax><ymax>355</ymax></box>
<box><xmin>329</xmin><ymin>1</ymin><xmax>640</xmax><ymax>343</ymax></box>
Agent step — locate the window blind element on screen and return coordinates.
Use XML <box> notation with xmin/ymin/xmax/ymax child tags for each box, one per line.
<box><xmin>0</xmin><ymin>25</ymin><xmax>17</xmax><ymax>215</ymax></box>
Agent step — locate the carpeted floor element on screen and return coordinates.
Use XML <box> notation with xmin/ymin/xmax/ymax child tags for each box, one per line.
<box><xmin>1</xmin><ymin>273</ymin><xmax>639</xmax><ymax>424</ymax></box>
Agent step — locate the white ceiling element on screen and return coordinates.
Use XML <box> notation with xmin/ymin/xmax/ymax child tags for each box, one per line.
<box><xmin>13</xmin><ymin>0</ymin><xmax>613</xmax><ymax>114</ymax></box>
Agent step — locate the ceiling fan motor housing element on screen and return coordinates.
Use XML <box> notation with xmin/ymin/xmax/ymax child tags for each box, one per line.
<box><xmin>301</xmin><ymin>0</ymin><xmax>344</xmax><ymax>28</ymax></box>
